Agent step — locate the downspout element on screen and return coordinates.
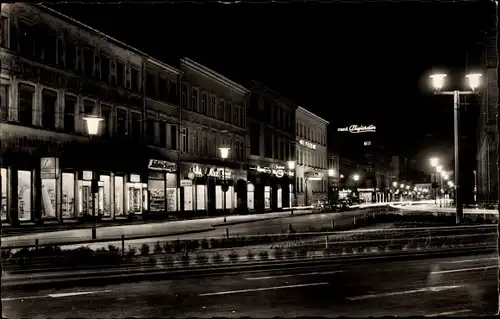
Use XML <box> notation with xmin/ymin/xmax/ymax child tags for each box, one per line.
<box><xmin>177</xmin><ymin>71</ymin><xmax>183</xmax><ymax>214</ymax></box>
<box><xmin>141</xmin><ymin>56</ymin><xmax>147</xmax><ymax>217</ymax></box>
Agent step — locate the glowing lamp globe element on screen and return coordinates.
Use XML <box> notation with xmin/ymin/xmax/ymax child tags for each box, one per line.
<box><xmin>219</xmin><ymin>147</ymin><xmax>230</xmax><ymax>159</ymax></box>
<box><xmin>466</xmin><ymin>73</ymin><xmax>482</xmax><ymax>91</ymax></box>
<box><xmin>83</xmin><ymin>116</ymin><xmax>103</xmax><ymax>136</ymax></box>
<box><xmin>429</xmin><ymin>74</ymin><xmax>447</xmax><ymax>91</ymax></box>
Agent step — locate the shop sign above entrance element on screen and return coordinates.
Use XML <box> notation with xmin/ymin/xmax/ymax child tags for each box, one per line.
<box><xmin>148</xmin><ymin>159</ymin><xmax>177</xmax><ymax>173</ymax></box>
<box><xmin>249</xmin><ymin>164</ymin><xmax>292</xmax><ymax>178</ymax></box>
<box><xmin>190</xmin><ymin>165</ymin><xmax>232</xmax><ymax>179</ymax></box>
<box><xmin>299</xmin><ymin>140</ymin><xmax>316</xmax><ymax>150</ymax></box>
<box><xmin>180</xmin><ymin>179</ymin><xmax>192</xmax><ymax>187</ymax></box>
<box><xmin>337</xmin><ymin>125</ymin><xmax>376</xmax><ymax>134</ymax></box>
<box><xmin>40</xmin><ymin>157</ymin><xmax>59</xmax><ymax>179</ymax></box>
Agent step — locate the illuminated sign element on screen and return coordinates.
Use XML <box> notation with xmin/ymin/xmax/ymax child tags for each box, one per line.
<box><xmin>190</xmin><ymin>165</ymin><xmax>232</xmax><ymax>179</ymax></box>
<box><xmin>249</xmin><ymin>164</ymin><xmax>293</xmax><ymax>178</ymax></box>
<box><xmin>337</xmin><ymin>125</ymin><xmax>377</xmax><ymax>134</ymax></box>
<box><xmin>148</xmin><ymin>159</ymin><xmax>177</xmax><ymax>172</ymax></box>
<box><xmin>299</xmin><ymin>140</ymin><xmax>316</xmax><ymax>150</ymax></box>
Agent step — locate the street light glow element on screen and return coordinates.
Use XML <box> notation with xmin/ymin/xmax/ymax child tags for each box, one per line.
<box><xmin>429</xmin><ymin>73</ymin><xmax>447</xmax><ymax>91</ymax></box>
<box><xmin>328</xmin><ymin>169</ymin><xmax>335</xmax><ymax>177</ymax></box>
<box><xmin>352</xmin><ymin>174</ymin><xmax>360</xmax><ymax>181</ymax></box>
<box><xmin>429</xmin><ymin>157</ymin><xmax>439</xmax><ymax>167</ymax></box>
<box><xmin>466</xmin><ymin>73</ymin><xmax>482</xmax><ymax>91</ymax></box>
<box><xmin>392</xmin><ymin>181</ymin><xmax>398</xmax><ymax>187</ymax></box>
<box><xmin>405</xmin><ymin>185</ymin><xmax>410</xmax><ymax>190</ymax></box>
<box><xmin>219</xmin><ymin>147</ymin><xmax>230</xmax><ymax>159</ymax></box>
<box><xmin>288</xmin><ymin>161</ymin><xmax>296</xmax><ymax>170</ymax></box>
<box><xmin>83</xmin><ymin>116</ymin><xmax>103</xmax><ymax>136</ymax></box>
<box><xmin>400</xmin><ymin>184</ymin><xmax>404</xmax><ymax>189</ymax></box>
<box><xmin>436</xmin><ymin>165</ymin><xmax>443</xmax><ymax>173</ymax></box>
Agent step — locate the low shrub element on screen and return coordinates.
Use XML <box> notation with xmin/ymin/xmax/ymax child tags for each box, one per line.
<box><xmin>107</xmin><ymin>244</ymin><xmax>120</xmax><ymax>253</ymax></box>
<box><xmin>196</xmin><ymin>254</ymin><xmax>209</xmax><ymax>265</ymax></box>
<box><xmin>163</xmin><ymin>242</ymin><xmax>172</xmax><ymax>253</ymax></box>
<box><xmin>228</xmin><ymin>251</ymin><xmax>239</xmax><ymax>263</ymax></box>
<box><xmin>212</xmin><ymin>252</ymin><xmax>223</xmax><ymax>264</ymax></box>
<box><xmin>246</xmin><ymin>250</ymin><xmax>256</xmax><ymax>260</ymax></box>
<box><xmin>154</xmin><ymin>241</ymin><xmax>163</xmax><ymax>254</ymax></box>
<box><xmin>140</xmin><ymin>243</ymin><xmax>150</xmax><ymax>256</ymax></box>
<box><xmin>258</xmin><ymin>251</ymin><xmax>269</xmax><ymax>261</ymax></box>
<box><xmin>173</xmin><ymin>240</ymin><xmax>183</xmax><ymax>253</ymax></box>
<box><xmin>126</xmin><ymin>245</ymin><xmax>137</xmax><ymax>258</ymax></box>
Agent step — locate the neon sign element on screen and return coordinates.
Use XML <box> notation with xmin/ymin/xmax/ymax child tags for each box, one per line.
<box><xmin>337</xmin><ymin>125</ymin><xmax>376</xmax><ymax>134</ymax></box>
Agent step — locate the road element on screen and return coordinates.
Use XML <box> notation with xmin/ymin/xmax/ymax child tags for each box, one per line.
<box><xmin>2</xmin><ymin>252</ymin><xmax>497</xmax><ymax>317</ymax></box>
<box><xmin>392</xmin><ymin>203</ymin><xmax>498</xmax><ymax>216</ymax></box>
<box><xmin>2</xmin><ymin>207</ymin><xmax>387</xmax><ymax>249</ymax></box>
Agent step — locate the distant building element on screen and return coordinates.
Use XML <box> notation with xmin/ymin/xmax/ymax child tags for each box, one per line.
<box><xmin>295</xmin><ymin>107</ymin><xmax>329</xmax><ymax>206</ymax></box>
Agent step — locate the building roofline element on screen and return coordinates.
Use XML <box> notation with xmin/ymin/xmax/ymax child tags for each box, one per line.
<box><xmin>297</xmin><ymin>106</ymin><xmax>330</xmax><ymax>125</ymax></box>
<box><xmin>249</xmin><ymin>79</ymin><xmax>298</xmax><ymax>109</ymax></box>
<box><xmin>34</xmin><ymin>4</ymin><xmax>180</xmax><ymax>74</ymax></box>
<box><xmin>180</xmin><ymin>57</ymin><xmax>250</xmax><ymax>95</ymax></box>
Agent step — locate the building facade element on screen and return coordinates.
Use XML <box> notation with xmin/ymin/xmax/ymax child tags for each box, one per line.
<box><xmin>246</xmin><ymin>80</ymin><xmax>296</xmax><ymax>212</ymax></box>
<box><xmin>296</xmin><ymin>107</ymin><xmax>329</xmax><ymax>206</ymax></box>
<box><xmin>178</xmin><ymin>58</ymin><xmax>249</xmax><ymax>216</ymax></box>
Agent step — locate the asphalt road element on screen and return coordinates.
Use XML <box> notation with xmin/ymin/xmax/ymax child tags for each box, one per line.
<box><xmin>2</xmin><ymin>252</ymin><xmax>497</xmax><ymax>318</ymax></box>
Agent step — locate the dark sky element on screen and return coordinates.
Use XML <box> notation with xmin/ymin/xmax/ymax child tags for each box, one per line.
<box><xmin>45</xmin><ymin>1</ymin><xmax>495</xmax><ymax>164</ymax></box>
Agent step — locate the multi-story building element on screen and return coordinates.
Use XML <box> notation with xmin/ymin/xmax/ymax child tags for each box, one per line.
<box><xmin>296</xmin><ymin>107</ymin><xmax>329</xmax><ymax>206</ymax></box>
<box><xmin>178</xmin><ymin>58</ymin><xmax>250</xmax><ymax>216</ymax></box>
<box><xmin>476</xmin><ymin>34</ymin><xmax>498</xmax><ymax>206</ymax></box>
<box><xmin>246</xmin><ymin>80</ymin><xmax>296</xmax><ymax>212</ymax></box>
<box><xmin>327</xmin><ymin>153</ymin><xmax>340</xmax><ymax>200</ymax></box>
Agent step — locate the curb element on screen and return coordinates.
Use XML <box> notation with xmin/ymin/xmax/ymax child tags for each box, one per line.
<box><xmin>3</xmin><ymin>246</ymin><xmax>495</xmax><ymax>291</ymax></box>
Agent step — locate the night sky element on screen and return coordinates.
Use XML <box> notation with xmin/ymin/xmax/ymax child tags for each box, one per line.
<box><xmin>46</xmin><ymin>1</ymin><xmax>495</xmax><ymax>168</ymax></box>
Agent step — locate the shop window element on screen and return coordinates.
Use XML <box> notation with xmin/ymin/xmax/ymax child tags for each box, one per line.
<box><xmin>41</xmin><ymin>89</ymin><xmax>57</xmax><ymax>129</ymax></box>
<box><xmin>225</xmin><ymin>186</ymin><xmax>234</xmax><ymax>210</ymax></box>
<box><xmin>166</xmin><ymin>173</ymin><xmax>177</xmax><ymax>212</ymax></box>
<box><xmin>1</xmin><ymin>168</ymin><xmax>7</xmax><ymax>221</ymax></box>
<box><xmin>196</xmin><ymin>184</ymin><xmax>206</xmax><ymax>211</ymax></box>
<box><xmin>114</xmin><ymin>176</ymin><xmax>124</xmax><ymax>217</ymax></box>
<box><xmin>78</xmin><ymin>179</ymin><xmax>93</xmax><ymax>217</ymax></box>
<box><xmin>289</xmin><ymin>184</ymin><xmax>293</xmax><ymax>208</ymax></box>
<box><xmin>64</xmin><ymin>95</ymin><xmax>76</xmax><ymax>133</ymax></box>
<box><xmin>17</xmin><ymin>170</ymin><xmax>32</xmax><ymax>221</ymax></box>
<box><xmin>247</xmin><ymin>182</ymin><xmax>255</xmax><ymax>210</ymax></box>
<box><xmin>184</xmin><ymin>185</ymin><xmax>193</xmax><ymax>211</ymax></box>
<box><xmin>0</xmin><ymin>84</ymin><xmax>9</xmax><ymax>121</ymax></box>
<box><xmin>61</xmin><ymin>172</ymin><xmax>75</xmax><ymax>219</ymax></box>
<box><xmin>99</xmin><ymin>175</ymin><xmax>111</xmax><ymax>217</ymax></box>
<box><xmin>126</xmin><ymin>174</ymin><xmax>143</xmax><ymax>214</ymax></box>
<box><xmin>264</xmin><ymin>186</ymin><xmax>271</xmax><ymax>209</ymax></box>
<box><xmin>277</xmin><ymin>185</ymin><xmax>282</xmax><ymax>209</ymax></box>
<box><xmin>18</xmin><ymin>83</ymin><xmax>34</xmax><ymax>126</ymax></box>
<box><xmin>149</xmin><ymin>175</ymin><xmax>165</xmax><ymax>212</ymax></box>
<box><xmin>216</xmin><ymin>186</ymin><xmax>223</xmax><ymax>210</ymax></box>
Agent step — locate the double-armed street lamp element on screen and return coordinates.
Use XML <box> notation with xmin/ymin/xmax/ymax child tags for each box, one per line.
<box><xmin>429</xmin><ymin>72</ymin><xmax>482</xmax><ymax>224</ymax></box>
<box><xmin>83</xmin><ymin>115</ymin><xmax>103</xmax><ymax>240</ymax></box>
<box><xmin>219</xmin><ymin>147</ymin><xmax>230</xmax><ymax>223</ymax></box>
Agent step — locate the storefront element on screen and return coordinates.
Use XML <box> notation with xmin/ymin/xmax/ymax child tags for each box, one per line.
<box><xmin>247</xmin><ymin>163</ymin><xmax>293</xmax><ymax>212</ymax></box>
<box><xmin>146</xmin><ymin>159</ymin><xmax>178</xmax><ymax>213</ymax></box>
<box><xmin>178</xmin><ymin>162</ymin><xmax>247</xmax><ymax>215</ymax></box>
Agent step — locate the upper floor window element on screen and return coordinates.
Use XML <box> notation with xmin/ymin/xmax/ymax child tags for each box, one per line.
<box><xmin>0</xmin><ymin>84</ymin><xmax>9</xmax><ymax>121</ymax></box>
<box><xmin>238</xmin><ymin>106</ymin><xmax>244</xmax><ymax>128</ymax></box>
<box><xmin>41</xmin><ymin>89</ymin><xmax>57</xmax><ymax>130</ymax></box>
<box><xmin>18</xmin><ymin>20</ymin><xmax>34</xmax><ymax>57</ymax></box>
<box><xmin>201</xmin><ymin>92</ymin><xmax>208</xmax><ymax>114</ymax></box>
<box><xmin>116</xmin><ymin>60</ymin><xmax>125</xmax><ymax>87</ymax></box>
<box><xmin>181</xmin><ymin>83</ymin><xmax>189</xmax><ymax>109</ymax></box>
<box><xmin>65</xmin><ymin>40</ymin><xmax>76</xmax><ymax>71</ymax></box>
<box><xmin>181</xmin><ymin>127</ymin><xmax>188</xmax><ymax>153</ymax></box>
<box><xmin>40</xmin><ymin>26</ymin><xmax>57</xmax><ymax>65</ymax></box>
<box><xmin>191</xmin><ymin>88</ymin><xmax>199</xmax><ymax>111</ymax></box>
<box><xmin>168</xmin><ymin>80</ymin><xmax>178</xmax><ymax>104</ymax></box>
<box><xmin>210</xmin><ymin>95</ymin><xmax>216</xmax><ymax>117</ymax></box>
<box><xmin>218</xmin><ymin>99</ymin><xmax>225</xmax><ymax>120</ymax></box>
<box><xmin>83</xmin><ymin>47</ymin><xmax>94</xmax><ymax>78</ymax></box>
<box><xmin>101</xmin><ymin>104</ymin><xmax>112</xmax><ymax>137</ymax></box>
<box><xmin>159</xmin><ymin>76</ymin><xmax>168</xmax><ymax>102</ymax></box>
<box><xmin>146</xmin><ymin>117</ymin><xmax>156</xmax><ymax>145</ymax></box>
<box><xmin>146</xmin><ymin>71</ymin><xmax>156</xmax><ymax>99</ymax></box>
<box><xmin>225</xmin><ymin>102</ymin><xmax>232</xmax><ymax>123</ymax></box>
<box><xmin>0</xmin><ymin>16</ymin><xmax>8</xmax><ymax>48</ymax></box>
<box><xmin>131</xmin><ymin>67</ymin><xmax>140</xmax><ymax>93</ymax></box>
<box><xmin>116</xmin><ymin>108</ymin><xmax>128</xmax><ymax>137</ymax></box>
<box><xmin>63</xmin><ymin>94</ymin><xmax>76</xmax><ymax>133</ymax></box>
<box><xmin>233</xmin><ymin>105</ymin><xmax>239</xmax><ymax>126</ymax></box>
<box><xmin>130</xmin><ymin>112</ymin><xmax>142</xmax><ymax>141</ymax></box>
<box><xmin>18</xmin><ymin>83</ymin><xmax>35</xmax><ymax>126</ymax></box>
<box><xmin>100</xmin><ymin>53</ymin><xmax>111</xmax><ymax>82</ymax></box>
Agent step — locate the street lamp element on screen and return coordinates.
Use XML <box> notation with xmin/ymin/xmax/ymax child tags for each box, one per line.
<box><xmin>328</xmin><ymin>169</ymin><xmax>335</xmax><ymax>177</ymax></box>
<box><xmin>392</xmin><ymin>181</ymin><xmax>398</xmax><ymax>188</ymax></box>
<box><xmin>219</xmin><ymin>147</ymin><xmax>230</xmax><ymax>222</ymax></box>
<box><xmin>430</xmin><ymin>71</ymin><xmax>482</xmax><ymax>224</ymax></box>
<box><xmin>352</xmin><ymin>174</ymin><xmax>360</xmax><ymax>198</ymax></box>
<box><xmin>83</xmin><ymin>115</ymin><xmax>103</xmax><ymax>240</ymax></box>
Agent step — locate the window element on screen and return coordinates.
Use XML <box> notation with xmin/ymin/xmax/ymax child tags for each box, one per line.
<box><xmin>159</xmin><ymin>121</ymin><xmax>167</xmax><ymax>147</ymax></box>
<box><xmin>0</xmin><ymin>16</ymin><xmax>8</xmax><ymax>48</ymax></box>
<box><xmin>203</xmin><ymin>133</ymin><xmax>208</xmax><ymax>155</ymax></box>
<box><xmin>101</xmin><ymin>104</ymin><xmax>112</xmax><ymax>137</ymax></box>
<box><xmin>115</xmin><ymin>60</ymin><xmax>125</xmax><ymax>87</ymax></box>
<box><xmin>19</xmin><ymin>20</ymin><xmax>34</xmax><ymax>57</ymax></box>
<box><xmin>100</xmin><ymin>53</ymin><xmax>110</xmax><ymax>82</ymax></box>
<box><xmin>131</xmin><ymin>67</ymin><xmax>140</xmax><ymax>93</ymax></box>
<box><xmin>226</xmin><ymin>102</ymin><xmax>232</xmax><ymax>123</ymax></box>
<box><xmin>130</xmin><ymin>112</ymin><xmax>142</xmax><ymax>141</ymax></box>
<box><xmin>57</xmin><ymin>36</ymin><xmax>64</xmax><ymax>66</ymax></box>
<box><xmin>63</xmin><ymin>95</ymin><xmax>76</xmax><ymax>132</ymax></box>
<box><xmin>201</xmin><ymin>92</ymin><xmax>208</xmax><ymax>114</ymax></box>
<box><xmin>116</xmin><ymin>108</ymin><xmax>127</xmax><ymax>137</ymax></box>
<box><xmin>274</xmin><ymin>136</ymin><xmax>279</xmax><ymax>159</ymax></box>
<box><xmin>18</xmin><ymin>84</ymin><xmax>34</xmax><ymax>126</ymax></box>
<box><xmin>191</xmin><ymin>88</ymin><xmax>199</xmax><ymax>111</ymax></box>
<box><xmin>218</xmin><ymin>99</ymin><xmax>225</xmax><ymax>120</ymax></box>
<box><xmin>249</xmin><ymin>122</ymin><xmax>260</xmax><ymax>156</ymax></box>
<box><xmin>83</xmin><ymin>47</ymin><xmax>94</xmax><ymax>78</ymax></box>
<box><xmin>181</xmin><ymin>127</ymin><xmax>188</xmax><ymax>153</ymax></box>
<box><xmin>210</xmin><ymin>95</ymin><xmax>216</xmax><ymax>117</ymax></box>
<box><xmin>0</xmin><ymin>84</ymin><xmax>9</xmax><ymax>121</ymax></box>
<box><xmin>146</xmin><ymin>71</ymin><xmax>156</xmax><ymax>99</ymax></box>
<box><xmin>168</xmin><ymin>80</ymin><xmax>177</xmax><ymax>104</ymax></box>
<box><xmin>41</xmin><ymin>89</ymin><xmax>57</xmax><ymax>129</ymax></box>
<box><xmin>233</xmin><ymin>105</ymin><xmax>239</xmax><ymax>125</ymax></box>
<box><xmin>83</xmin><ymin>99</ymin><xmax>95</xmax><ymax>116</ymax></box>
<box><xmin>192</xmin><ymin>130</ymin><xmax>198</xmax><ymax>154</ymax></box>
<box><xmin>285</xmin><ymin>142</ymin><xmax>290</xmax><ymax>161</ymax></box>
<box><xmin>159</xmin><ymin>76</ymin><xmax>167</xmax><ymax>101</ymax></box>
<box><xmin>65</xmin><ymin>40</ymin><xmax>76</xmax><ymax>71</ymax></box>
<box><xmin>146</xmin><ymin>117</ymin><xmax>156</xmax><ymax>145</ymax></box>
<box><xmin>125</xmin><ymin>63</ymin><xmax>131</xmax><ymax>89</ymax></box>
<box><xmin>41</xmin><ymin>27</ymin><xmax>57</xmax><ymax>65</ymax></box>
<box><xmin>264</xmin><ymin>130</ymin><xmax>273</xmax><ymax>158</ymax></box>
<box><xmin>170</xmin><ymin>124</ymin><xmax>177</xmax><ymax>150</ymax></box>
<box><xmin>181</xmin><ymin>83</ymin><xmax>188</xmax><ymax>109</ymax></box>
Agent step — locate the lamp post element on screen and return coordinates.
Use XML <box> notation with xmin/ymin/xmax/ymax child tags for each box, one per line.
<box><xmin>430</xmin><ymin>72</ymin><xmax>482</xmax><ymax>224</ymax></box>
<box><xmin>429</xmin><ymin>157</ymin><xmax>440</xmax><ymax>206</ymax></box>
<box><xmin>219</xmin><ymin>147</ymin><xmax>230</xmax><ymax>223</ymax></box>
<box><xmin>288</xmin><ymin>160</ymin><xmax>296</xmax><ymax>214</ymax></box>
<box><xmin>83</xmin><ymin>115</ymin><xmax>103</xmax><ymax>240</ymax></box>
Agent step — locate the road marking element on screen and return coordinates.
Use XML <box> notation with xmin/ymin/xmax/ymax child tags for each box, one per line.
<box><xmin>425</xmin><ymin>309</ymin><xmax>472</xmax><ymax>317</ymax></box>
<box><xmin>199</xmin><ymin>282</ymin><xmax>329</xmax><ymax>296</ymax></box>
<box><xmin>346</xmin><ymin>285</ymin><xmax>463</xmax><ymax>301</ymax></box>
<box><xmin>447</xmin><ymin>257</ymin><xmax>497</xmax><ymax>264</ymax></box>
<box><xmin>1</xmin><ymin>289</ymin><xmax>113</xmax><ymax>301</ymax></box>
<box><xmin>431</xmin><ymin>266</ymin><xmax>497</xmax><ymax>274</ymax></box>
<box><xmin>245</xmin><ymin>270</ymin><xmax>343</xmax><ymax>280</ymax></box>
